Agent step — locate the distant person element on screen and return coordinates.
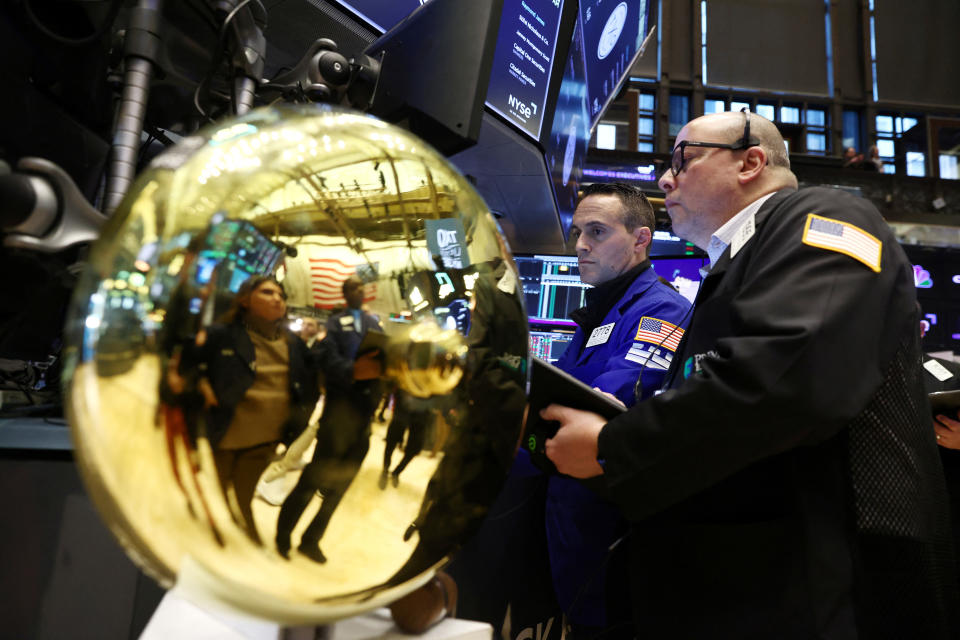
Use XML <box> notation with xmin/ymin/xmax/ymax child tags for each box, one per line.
<box><xmin>842</xmin><ymin>146</ymin><xmax>862</xmax><ymax>168</ymax></box>
<box><xmin>867</xmin><ymin>144</ymin><xmax>884</xmax><ymax>171</ymax></box>
<box><xmin>380</xmin><ymin>389</ymin><xmax>433</xmax><ymax>489</ymax></box>
<box><xmin>299</xmin><ymin>316</ymin><xmax>324</xmax><ymax>348</ymax></box>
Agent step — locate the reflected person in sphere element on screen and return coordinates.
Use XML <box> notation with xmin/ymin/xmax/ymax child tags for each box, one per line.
<box><xmin>275</xmin><ymin>276</ymin><xmax>383</xmax><ymax>563</ymax></box>
<box><xmin>194</xmin><ymin>275</ymin><xmax>320</xmax><ymax>545</ymax></box>
<box><xmin>380</xmin><ymin>389</ymin><xmax>434</xmax><ymax>489</ymax></box>
<box><xmin>300</xmin><ymin>316</ymin><xmax>325</xmax><ymax>349</ymax></box>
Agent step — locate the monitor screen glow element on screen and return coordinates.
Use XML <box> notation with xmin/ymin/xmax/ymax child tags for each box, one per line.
<box><xmin>485</xmin><ymin>0</ymin><xmax>567</xmax><ymax>141</ymax></box>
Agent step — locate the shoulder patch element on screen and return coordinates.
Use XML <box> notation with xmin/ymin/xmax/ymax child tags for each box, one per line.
<box><xmin>801</xmin><ymin>213</ymin><xmax>881</xmax><ymax>272</ymax></box>
<box><xmin>634</xmin><ymin>316</ymin><xmax>684</xmax><ymax>352</ymax></box>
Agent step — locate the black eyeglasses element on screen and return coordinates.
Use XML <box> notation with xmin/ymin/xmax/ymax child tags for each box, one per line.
<box><xmin>667</xmin><ymin>108</ymin><xmax>759</xmax><ymax>177</ymax></box>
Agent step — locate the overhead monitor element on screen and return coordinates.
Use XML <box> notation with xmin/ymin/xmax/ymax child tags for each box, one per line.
<box><xmin>579</xmin><ymin>0</ymin><xmax>653</xmax><ymax>131</ymax></box>
<box><xmin>649</xmin><ymin>230</ymin><xmax>703</xmax><ymax>258</ymax></box>
<box><xmin>363</xmin><ymin>0</ymin><xmax>503</xmax><ymax>155</ymax></box>
<box><xmin>543</xmin><ymin>14</ymin><xmax>590</xmax><ymax>239</ymax></box>
<box><xmin>484</xmin><ymin>0</ymin><xmax>571</xmax><ymax>142</ymax></box>
<box><xmin>330</xmin><ymin>0</ymin><xmax>428</xmax><ymax>33</ymax></box>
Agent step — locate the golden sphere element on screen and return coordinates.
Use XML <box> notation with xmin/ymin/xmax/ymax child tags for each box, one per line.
<box><xmin>63</xmin><ymin>104</ymin><xmax>528</xmax><ymax>623</ymax></box>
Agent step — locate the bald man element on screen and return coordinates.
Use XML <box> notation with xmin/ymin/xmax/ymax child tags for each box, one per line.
<box><xmin>542</xmin><ymin>111</ymin><xmax>959</xmax><ymax>638</ymax></box>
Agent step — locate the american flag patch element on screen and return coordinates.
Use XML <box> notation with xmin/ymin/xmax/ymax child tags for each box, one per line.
<box><xmin>634</xmin><ymin>316</ymin><xmax>684</xmax><ymax>352</ymax></box>
<box><xmin>802</xmin><ymin>214</ymin><xmax>881</xmax><ymax>272</ymax></box>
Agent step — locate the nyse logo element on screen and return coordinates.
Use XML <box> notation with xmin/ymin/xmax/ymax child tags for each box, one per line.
<box><xmin>436</xmin><ymin>229</ymin><xmax>459</xmax><ymax>248</ymax></box>
<box><xmin>515</xmin><ymin>616</ymin><xmax>555</xmax><ymax>640</ymax></box>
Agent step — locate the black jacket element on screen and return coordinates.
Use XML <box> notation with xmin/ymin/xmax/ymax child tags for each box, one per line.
<box><xmin>597</xmin><ymin>187</ymin><xmax>958</xmax><ymax>639</ymax></box>
<box><xmin>196</xmin><ymin>321</ymin><xmax>320</xmax><ymax>448</ymax></box>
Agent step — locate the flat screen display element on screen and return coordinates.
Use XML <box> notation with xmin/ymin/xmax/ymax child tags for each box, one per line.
<box><xmin>579</xmin><ymin>0</ymin><xmax>651</xmax><ymax>129</ymax></box>
<box><xmin>515</xmin><ymin>254</ymin><xmax>582</xmax><ymax>328</ymax></box>
<box><xmin>543</xmin><ymin>15</ymin><xmax>589</xmax><ymax>238</ymax></box>
<box><xmin>649</xmin><ymin>230</ymin><xmax>703</xmax><ymax>258</ymax></box>
<box><xmin>902</xmin><ymin>244</ymin><xmax>960</xmax><ymax>351</ymax></box>
<box><xmin>331</xmin><ymin>0</ymin><xmax>427</xmax><ymax>33</ymax></box>
<box><xmin>529</xmin><ymin>327</ymin><xmax>576</xmax><ymax>363</ymax></box>
<box><xmin>650</xmin><ymin>257</ymin><xmax>707</xmax><ymax>304</ymax></box>
<box><xmin>485</xmin><ymin>0</ymin><xmax>567</xmax><ymax>141</ymax></box>
<box><xmin>196</xmin><ymin>219</ymin><xmax>285</xmax><ymax>292</ymax></box>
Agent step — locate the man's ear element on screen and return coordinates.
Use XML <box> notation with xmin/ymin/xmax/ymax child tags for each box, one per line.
<box><xmin>738</xmin><ymin>146</ymin><xmax>767</xmax><ymax>184</ymax></box>
<box><xmin>634</xmin><ymin>225</ymin><xmax>652</xmax><ymax>254</ymax></box>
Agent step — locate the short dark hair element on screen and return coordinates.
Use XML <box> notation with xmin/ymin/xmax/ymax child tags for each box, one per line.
<box><xmin>579</xmin><ymin>183</ymin><xmax>655</xmax><ymax>233</ymax></box>
<box><xmin>342</xmin><ymin>275</ymin><xmax>363</xmax><ymax>295</ymax></box>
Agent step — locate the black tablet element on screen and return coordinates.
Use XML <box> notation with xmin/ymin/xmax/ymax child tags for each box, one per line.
<box><xmin>930</xmin><ymin>390</ymin><xmax>960</xmax><ymax>415</ymax></box>
<box><xmin>525</xmin><ymin>356</ymin><xmax>627</xmax><ymax>474</ymax></box>
<box><xmin>356</xmin><ymin>329</ymin><xmax>387</xmax><ymax>358</ymax></box>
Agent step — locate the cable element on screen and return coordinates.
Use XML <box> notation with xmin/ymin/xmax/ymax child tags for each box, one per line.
<box><xmin>193</xmin><ymin>0</ymin><xmax>266</xmax><ymax>120</ymax></box>
<box><xmin>24</xmin><ymin>0</ymin><xmax>124</xmax><ymax>46</ymax></box>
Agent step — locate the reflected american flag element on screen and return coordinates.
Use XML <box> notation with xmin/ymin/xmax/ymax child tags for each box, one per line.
<box><xmin>309</xmin><ymin>257</ymin><xmax>377</xmax><ymax>309</ymax></box>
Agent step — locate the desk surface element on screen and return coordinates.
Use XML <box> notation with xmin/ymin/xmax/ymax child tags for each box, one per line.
<box><xmin>0</xmin><ymin>416</ymin><xmax>72</xmax><ymax>450</ymax></box>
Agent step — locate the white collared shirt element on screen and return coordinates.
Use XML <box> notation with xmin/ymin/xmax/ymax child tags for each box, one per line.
<box><xmin>701</xmin><ymin>192</ymin><xmax>777</xmax><ymax>275</ymax></box>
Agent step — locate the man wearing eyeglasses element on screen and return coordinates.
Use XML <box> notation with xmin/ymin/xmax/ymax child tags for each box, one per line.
<box><xmin>542</xmin><ymin>111</ymin><xmax>958</xmax><ymax>638</ymax></box>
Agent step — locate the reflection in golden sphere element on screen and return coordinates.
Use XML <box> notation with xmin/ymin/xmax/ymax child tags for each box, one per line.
<box><xmin>63</xmin><ymin>105</ymin><xmax>528</xmax><ymax>624</ymax></box>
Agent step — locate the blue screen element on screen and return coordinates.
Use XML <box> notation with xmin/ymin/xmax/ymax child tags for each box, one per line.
<box><xmin>485</xmin><ymin>0</ymin><xmax>567</xmax><ymax>141</ymax></box>
<box><xmin>651</xmin><ymin>257</ymin><xmax>707</xmax><ymax>304</ymax></box>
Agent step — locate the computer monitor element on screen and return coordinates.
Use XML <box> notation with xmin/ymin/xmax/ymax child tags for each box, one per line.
<box><xmin>363</xmin><ymin>0</ymin><xmax>504</xmax><ymax>155</ymax></box>
<box><xmin>529</xmin><ymin>326</ymin><xmax>576</xmax><ymax>363</ymax></box>
<box><xmin>516</xmin><ymin>252</ymin><xmax>708</xmax><ymax>322</ymax></box>
<box><xmin>196</xmin><ymin>218</ymin><xmax>286</xmax><ymax>292</ymax></box>
<box><xmin>902</xmin><ymin>244</ymin><xmax>960</xmax><ymax>352</ymax></box>
<box><xmin>650</xmin><ymin>256</ymin><xmax>707</xmax><ymax>304</ymax></box>
<box><xmin>649</xmin><ymin>230</ymin><xmax>704</xmax><ymax>258</ymax></box>
<box><xmin>484</xmin><ymin>0</ymin><xmax>574</xmax><ymax>143</ymax></box>
<box><xmin>515</xmin><ymin>254</ymin><xmax>583</xmax><ymax>328</ymax></box>
<box><xmin>330</xmin><ymin>0</ymin><xmax>426</xmax><ymax>33</ymax></box>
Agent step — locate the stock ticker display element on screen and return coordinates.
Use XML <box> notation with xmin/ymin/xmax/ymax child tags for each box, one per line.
<box><xmin>515</xmin><ymin>254</ymin><xmax>584</xmax><ymax>327</ymax></box>
<box><xmin>486</xmin><ymin>0</ymin><xmax>567</xmax><ymax>141</ymax></box>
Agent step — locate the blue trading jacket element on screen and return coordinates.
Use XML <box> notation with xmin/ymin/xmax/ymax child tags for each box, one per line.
<box><xmin>547</xmin><ymin>265</ymin><xmax>691</xmax><ymax>627</ymax></box>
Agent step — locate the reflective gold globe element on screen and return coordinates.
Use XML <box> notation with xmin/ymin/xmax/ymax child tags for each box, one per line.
<box><xmin>63</xmin><ymin>105</ymin><xmax>528</xmax><ymax>624</ymax></box>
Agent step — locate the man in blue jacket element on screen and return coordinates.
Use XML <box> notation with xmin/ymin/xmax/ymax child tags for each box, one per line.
<box><xmin>547</xmin><ymin>183</ymin><xmax>691</xmax><ymax>639</ymax></box>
